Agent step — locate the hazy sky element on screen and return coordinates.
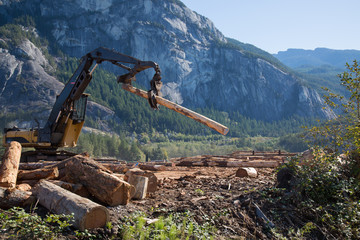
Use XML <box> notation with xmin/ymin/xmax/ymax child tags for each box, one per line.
<box><xmin>181</xmin><ymin>0</ymin><xmax>360</xmax><ymax>54</ymax></box>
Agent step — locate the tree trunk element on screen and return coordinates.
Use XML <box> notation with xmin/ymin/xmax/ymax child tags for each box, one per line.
<box><xmin>65</xmin><ymin>155</ymin><xmax>134</xmax><ymax>206</ymax></box>
<box><xmin>33</xmin><ymin>180</ymin><xmax>109</xmax><ymax>231</ymax></box>
<box><xmin>17</xmin><ymin>167</ymin><xmax>59</xmax><ymax>181</ymax></box>
<box><xmin>0</xmin><ymin>186</ymin><xmax>35</xmax><ymax>209</ymax></box>
<box><xmin>0</xmin><ymin>141</ymin><xmax>22</xmax><ymax>189</ymax></box>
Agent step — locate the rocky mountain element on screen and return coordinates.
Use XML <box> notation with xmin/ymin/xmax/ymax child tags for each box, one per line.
<box><xmin>274</xmin><ymin>48</ymin><xmax>360</xmax><ymax>69</ymax></box>
<box><xmin>0</xmin><ymin>0</ymin><xmax>334</xmax><ymax>126</ymax></box>
<box><xmin>0</xmin><ymin>32</ymin><xmax>117</xmax><ymax>130</ymax></box>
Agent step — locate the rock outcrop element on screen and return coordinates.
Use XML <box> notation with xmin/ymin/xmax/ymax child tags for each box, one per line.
<box><xmin>0</xmin><ymin>0</ymin><xmax>335</xmax><ymax>121</ymax></box>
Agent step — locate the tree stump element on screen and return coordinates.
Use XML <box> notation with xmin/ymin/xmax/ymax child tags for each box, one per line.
<box><xmin>33</xmin><ymin>180</ymin><xmax>109</xmax><ymax>231</ymax></box>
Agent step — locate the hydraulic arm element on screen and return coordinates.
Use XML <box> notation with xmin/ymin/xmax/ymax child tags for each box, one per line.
<box><xmin>3</xmin><ymin>47</ymin><xmax>162</xmax><ymax>149</ymax></box>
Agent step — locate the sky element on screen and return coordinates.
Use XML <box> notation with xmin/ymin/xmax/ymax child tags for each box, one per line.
<box><xmin>180</xmin><ymin>0</ymin><xmax>360</xmax><ymax>54</ymax></box>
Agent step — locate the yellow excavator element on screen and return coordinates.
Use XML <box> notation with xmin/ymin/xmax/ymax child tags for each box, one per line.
<box><xmin>3</xmin><ymin>47</ymin><xmax>228</xmax><ymax>161</ymax></box>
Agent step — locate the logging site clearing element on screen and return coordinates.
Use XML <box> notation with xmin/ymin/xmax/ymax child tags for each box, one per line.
<box><xmin>1</xmin><ymin>141</ymin><xmax>311</xmax><ymax>239</ymax></box>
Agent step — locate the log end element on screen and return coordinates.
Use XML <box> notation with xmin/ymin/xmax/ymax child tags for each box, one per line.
<box><xmin>81</xmin><ymin>206</ymin><xmax>110</xmax><ymax>231</ymax></box>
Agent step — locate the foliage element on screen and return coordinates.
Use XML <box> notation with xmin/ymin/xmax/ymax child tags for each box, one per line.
<box><xmin>278</xmin><ymin>133</ymin><xmax>308</xmax><ymax>152</ymax></box>
<box><xmin>307</xmin><ymin>60</ymin><xmax>360</xmax><ymax>155</ymax></box>
<box><xmin>0</xmin><ymin>20</ymin><xmax>44</xmax><ymax>50</ymax></box>
<box><xmin>268</xmin><ymin>151</ymin><xmax>360</xmax><ymax>239</ymax></box>
<box><xmin>118</xmin><ymin>211</ymin><xmax>216</xmax><ymax>240</ymax></box>
<box><xmin>265</xmin><ymin>60</ymin><xmax>360</xmax><ymax>239</ymax></box>
<box><xmin>0</xmin><ymin>207</ymin><xmax>73</xmax><ymax>240</ymax></box>
<box><xmin>223</xmin><ymin>38</ymin><xmax>295</xmax><ymax>75</ymax></box>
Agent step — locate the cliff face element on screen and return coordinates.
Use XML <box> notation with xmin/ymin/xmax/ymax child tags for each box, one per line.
<box><xmin>0</xmin><ymin>0</ymin><xmax>335</xmax><ymax>121</ymax></box>
<box><xmin>0</xmin><ymin>35</ymin><xmax>116</xmax><ymax>129</ymax></box>
<box><xmin>0</xmin><ymin>39</ymin><xmax>62</xmax><ymax>114</ymax></box>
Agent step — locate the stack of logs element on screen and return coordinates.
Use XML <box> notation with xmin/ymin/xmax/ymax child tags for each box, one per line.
<box><xmin>173</xmin><ymin>150</ymin><xmax>296</xmax><ymax>168</ymax></box>
<box><xmin>0</xmin><ymin>142</ymin><xmax>159</xmax><ymax>230</ymax></box>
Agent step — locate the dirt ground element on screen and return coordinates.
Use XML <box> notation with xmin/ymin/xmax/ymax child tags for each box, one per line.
<box><xmin>109</xmin><ymin>166</ymin><xmax>277</xmax><ymax>239</ymax></box>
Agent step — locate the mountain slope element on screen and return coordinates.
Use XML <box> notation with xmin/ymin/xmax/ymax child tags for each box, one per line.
<box><xmin>274</xmin><ymin>48</ymin><xmax>360</xmax><ymax>97</ymax></box>
<box><xmin>274</xmin><ymin>48</ymin><xmax>360</xmax><ymax>69</ymax></box>
<box><xmin>0</xmin><ymin>0</ymin><xmax>334</xmax><ymax>126</ymax></box>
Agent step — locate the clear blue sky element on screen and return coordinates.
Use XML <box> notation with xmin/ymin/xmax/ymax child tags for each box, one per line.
<box><xmin>181</xmin><ymin>0</ymin><xmax>360</xmax><ymax>54</ymax></box>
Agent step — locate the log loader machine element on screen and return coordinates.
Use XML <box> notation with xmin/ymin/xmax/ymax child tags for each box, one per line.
<box><xmin>3</xmin><ymin>47</ymin><xmax>228</xmax><ymax>161</ymax></box>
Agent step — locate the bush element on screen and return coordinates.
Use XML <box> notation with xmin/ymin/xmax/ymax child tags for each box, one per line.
<box><xmin>271</xmin><ymin>151</ymin><xmax>360</xmax><ymax>239</ymax></box>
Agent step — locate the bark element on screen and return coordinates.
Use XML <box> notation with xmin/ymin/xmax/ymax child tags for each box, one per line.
<box><xmin>0</xmin><ymin>141</ymin><xmax>22</xmax><ymax>188</ymax></box>
<box><xmin>33</xmin><ymin>180</ymin><xmax>109</xmax><ymax>231</ymax></box>
<box><xmin>17</xmin><ymin>167</ymin><xmax>59</xmax><ymax>181</ymax></box>
<box><xmin>65</xmin><ymin>155</ymin><xmax>134</xmax><ymax>206</ymax></box>
<box><xmin>122</xmin><ymin>84</ymin><xmax>229</xmax><ymax>135</ymax></box>
<box><xmin>0</xmin><ymin>186</ymin><xmax>35</xmax><ymax>209</ymax></box>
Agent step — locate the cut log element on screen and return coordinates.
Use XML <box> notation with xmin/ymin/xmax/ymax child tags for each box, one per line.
<box><xmin>177</xmin><ymin>160</ymin><xmax>280</xmax><ymax>168</ymax></box>
<box><xmin>19</xmin><ymin>162</ymin><xmax>57</xmax><ymax>170</ymax></box>
<box><xmin>0</xmin><ymin>141</ymin><xmax>22</xmax><ymax>189</ymax></box>
<box><xmin>122</xmin><ymin>84</ymin><xmax>229</xmax><ymax>135</ymax></box>
<box><xmin>125</xmin><ymin>169</ymin><xmax>158</xmax><ymax>193</ymax></box>
<box><xmin>0</xmin><ymin>186</ymin><xmax>35</xmax><ymax>209</ymax></box>
<box><xmin>127</xmin><ymin>175</ymin><xmax>148</xmax><ymax>200</ymax></box>
<box><xmin>17</xmin><ymin>167</ymin><xmax>59</xmax><ymax>181</ymax></box>
<box><xmin>65</xmin><ymin>155</ymin><xmax>134</xmax><ymax>206</ymax></box>
<box><xmin>236</xmin><ymin>167</ymin><xmax>258</xmax><ymax>178</ymax></box>
<box><xmin>33</xmin><ymin>180</ymin><xmax>109</xmax><ymax>231</ymax></box>
<box><xmin>16</xmin><ymin>183</ymin><xmax>32</xmax><ymax>192</ymax></box>
<box><xmin>49</xmin><ymin>180</ymin><xmax>90</xmax><ymax>198</ymax></box>
<box><xmin>138</xmin><ymin>164</ymin><xmax>166</xmax><ymax>171</ymax></box>
<box><xmin>101</xmin><ymin>163</ymin><xmax>128</xmax><ymax>173</ymax></box>
<box><xmin>227</xmin><ymin>161</ymin><xmax>280</xmax><ymax>168</ymax></box>
<box><xmin>112</xmin><ymin>173</ymin><xmax>125</xmax><ymax>180</ymax></box>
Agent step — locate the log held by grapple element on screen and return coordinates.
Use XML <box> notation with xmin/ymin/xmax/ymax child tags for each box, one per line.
<box><xmin>121</xmin><ymin>84</ymin><xmax>229</xmax><ymax>135</ymax></box>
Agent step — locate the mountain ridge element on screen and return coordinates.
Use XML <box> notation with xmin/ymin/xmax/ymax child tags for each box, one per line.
<box><xmin>0</xmin><ymin>0</ymin><xmax>335</xmax><ymax>133</ymax></box>
<box><xmin>274</xmin><ymin>47</ymin><xmax>360</xmax><ymax>69</ymax></box>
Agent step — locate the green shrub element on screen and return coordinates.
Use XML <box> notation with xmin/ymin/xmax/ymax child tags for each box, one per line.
<box><xmin>0</xmin><ymin>207</ymin><xmax>74</xmax><ymax>239</ymax></box>
<box><xmin>118</xmin><ymin>211</ymin><xmax>216</xmax><ymax>240</ymax></box>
